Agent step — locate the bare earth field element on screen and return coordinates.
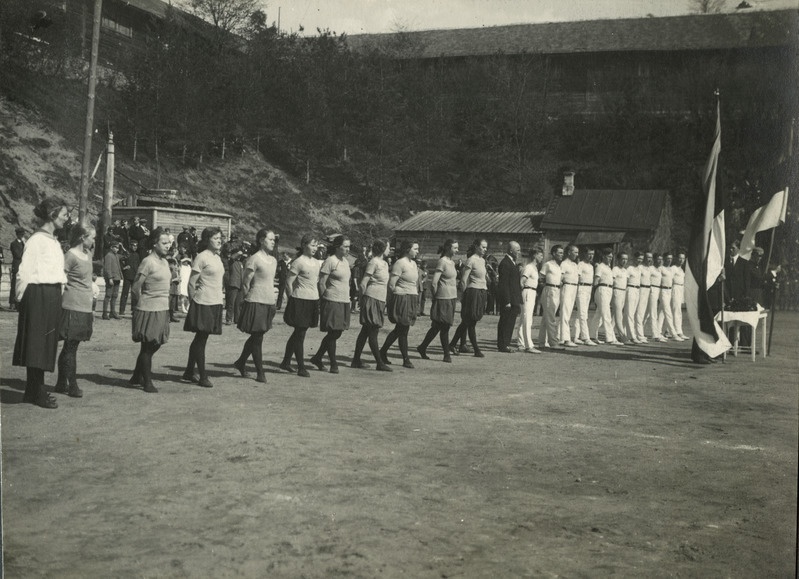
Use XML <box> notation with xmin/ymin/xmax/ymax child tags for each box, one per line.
<box><xmin>1</xmin><ymin>308</ymin><xmax>797</xmax><ymax>578</ymax></box>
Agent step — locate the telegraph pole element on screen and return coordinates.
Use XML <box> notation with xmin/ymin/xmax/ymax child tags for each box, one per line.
<box><xmin>78</xmin><ymin>0</ymin><xmax>103</xmax><ymax>225</ymax></box>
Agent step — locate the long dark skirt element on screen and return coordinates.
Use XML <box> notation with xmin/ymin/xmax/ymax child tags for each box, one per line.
<box><xmin>13</xmin><ymin>283</ymin><xmax>62</xmax><ymax>372</ymax></box>
<box><xmin>387</xmin><ymin>293</ymin><xmax>419</xmax><ymax>326</ymax></box>
<box><xmin>320</xmin><ymin>300</ymin><xmax>351</xmax><ymax>332</ymax></box>
<box><xmin>284</xmin><ymin>297</ymin><xmax>319</xmax><ymax>329</ymax></box>
<box><xmin>59</xmin><ymin>309</ymin><xmax>94</xmax><ymax>342</ymax></box>
<box><xmin>359</xmin><ymin>296</ymin><xmax>385</xmax><ymax>328</ymax></box>
<box><xmin>237</xmin><ymin>301</ymin><xmax>276</xmax><ymax>334</ymax></box>
<box><xmin>184</xmin><ymin>302</ymin><xmax>223</xmax><ymax>335</ymax></box>
<box><xmin>132</xmin><ymin>310</ymin><xmax>171</xmax><ymax>345</ymax></box>
<box><xmin>430</xmin><ymin>298</ymin><xmax>457</xmax><ymax>326</ymax></box>
<box><xmin>461</xmin><ymin>288</ymin><xmax>487</xmax><ymax>323</ymax></box>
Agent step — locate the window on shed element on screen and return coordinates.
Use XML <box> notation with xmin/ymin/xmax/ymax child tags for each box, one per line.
<box><xmin>102</xmin><ymin>16</ymin><xmax>133</xmax><ymax>38</ymax></box>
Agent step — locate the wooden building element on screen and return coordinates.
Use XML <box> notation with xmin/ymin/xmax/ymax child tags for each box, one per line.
<box><xmin>393</xmin><ymin>211</ymin><xmax>545</xmax><ymax>264</ymax></box>
<box><xmin>539</xmin><ymin>189</ymin><xmax>673</xmax><ymax>256</ymax></box>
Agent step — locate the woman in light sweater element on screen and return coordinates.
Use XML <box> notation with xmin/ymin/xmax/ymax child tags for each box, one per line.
<box><xmin>310</xmin><ymin>235</ymin><xmax>352</xmax><ymax>374</ymax></box>
<box><xmin>13</xmin><ymin>196</ymin><xmax>70</xmax><ymax>409</ymax></box>
<box><xmin>130</xmin><ymin>228</ymin><xmax>173</xmax><ymax>393</ymax></box>
<box><xmin>233</xmin><ymin>228</ymin><xmax>278</xmax><ymax>383</ymax></box>
<box><xmin>380</xmin><ymin>239</ymin><xmax>420</xmax><ymax>369</ymax></box>
<box><xmin>350</xmin><ymin>239</ymin><xmax>392</xmax><ymax>372</ymax></box>
<box><xmin>416</xmin><ymin>239</ymin><xmax>459</xmax><ymax>363</ymax></box>
<box><xmin>55</xmin><ymin>224</ymin><xmax>96</xmax><ymax>398</ymax></box>
<box><xmin>449</xmin><ymin>238</ymin><xmax>489</xmax><ymax>357</ymax></box>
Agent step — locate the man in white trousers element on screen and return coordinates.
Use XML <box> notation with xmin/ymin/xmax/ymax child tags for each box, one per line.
<box><xmin>671</xmin><ymin>250</ymin><xmax>688</xmax><ymax>340</ymax></box>
<box><xmin>635</xmin><ymin>251</ymin><xmax>653</xmax><ymax>343</ymax></box>
<box><xmin>611</xmin><ymin>252</ymin><xmax>630</xmax><ymax>343</ymax></box>
<box><xmin>647</xmin><ymin>253</ymin><xmax>663</xmax><ymax>340</ymax></box>
<box><xmin>519</xmin><ymin>247</ymin><xmax>543</xmax><ymax>353</ymax></box>
<box><xmin>538</xmin><ymin>245</ymin><xmax>564</xmax><ymax>349</ymax></box>
<box><xmin>657</xmin><ymin>252</ymin><xmax>682</xmax><ymax>341</ymax></box>
<box><xmin>571</xmin><ymin>247</ymin><xmax>596</xmax><ymax>346</ymax></box>
<box><xmin>559</xmin><ymin>244</ymin><xmax>580</xmax><ymax>347</ymax></box>
<box><xmin>624</xmin><ymin>251</ymin><xmax>643</xmax><ymax>343</ymax></box>
<box><xmin>590</xmin><ymin>247</ymin><xmax>620</xmax><ymax>345</ymax></box>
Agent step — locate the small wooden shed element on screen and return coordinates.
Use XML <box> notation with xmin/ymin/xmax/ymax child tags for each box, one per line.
<box><xmin>113</xmin><ymin>190</ymin><xmax>232</xmax><ymax>239</ymax></box>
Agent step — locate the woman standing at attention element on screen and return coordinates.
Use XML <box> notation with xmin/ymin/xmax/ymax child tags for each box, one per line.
<box><xmin>449</xmin><ymin>238</ymin><xmax>489</xmax><ymax>358</ymax></box>
<box><xmin>233</xmin><ymin>228</ymin><xmax>278</xmax><ymax>384</ymax></box>
<box><xmin>55</xmin><ymin>224</ymin><xmax>96</xmax><ymax>399</ymax></box>
<box><xmin>310</xmin><ymin>235</ymin><xmax>352</xmax><ymax>374</ymax></box>
<box><xmin>130</xmin><ymin>228</ymin><xmax>173</xmax><ymax>393</ymax></box>
<box><xmin>416</xmin><ymin>239</ymin><xmax>459</xmax><ymax>363</ymax></box>
<box><xmin>350</xmin><ymin>239</ymin><xmax>392</xmax><ymax>372</ymax></box>
<box><xmin>183</xmin><ymin>227</ymin><xmax>225</xmax><ymax>388</ymax></box>
<box><xmin>379</xmin><ymin>240</ymin><xmax>420</xmax><ymax>369</ymax></box>
<box><xmin>280</xmin><ymin>234</ymin><xmax>321</xmax><ymax>378</ymax></box>
<box><xmin>13</xmin><ymin>197</ymin><xmax>70</xmax><ymax>409</ymax></box>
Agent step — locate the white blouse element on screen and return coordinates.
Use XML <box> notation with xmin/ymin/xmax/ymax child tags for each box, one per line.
<box><xmin>16</xmin><ymin>231</ymin><xmax>67</xmax><ymax>301</ymax></box>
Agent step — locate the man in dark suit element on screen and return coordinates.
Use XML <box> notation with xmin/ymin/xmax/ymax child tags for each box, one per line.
<box><xmin>496</xmin><ymin>241</ymin><xmax>523</xmax><ymax>352</ymax></box>
<box><xmin>725</xmin><ymin>239</ymin><xmax>750</xmax><ymax>304</ymax></box>
<box><xmin>9</xmin><ymin>227</ymin><xmax>26</xmax><ymax>310</ymax></box>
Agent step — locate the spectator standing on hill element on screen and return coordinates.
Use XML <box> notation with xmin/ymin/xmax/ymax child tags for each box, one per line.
<box><xmin>13</xmin><ymin>197</ymin><xmax>70</xmax><ymax>409</ymax></box>
<box><xmin>9</xmin><ymin>227</ymin><xmax>26</xmax><ymax>310</ymax></box>
<box><xmin>120</xmin><ymin>239</ymin><xmax>141</xmax><ymax>316</ymax></box>
<box><xmin>55</xmin><ymin>224</ymin><xmax>96</xmax><ymax>399</ymax></box>
<box><xmin>102</xmin><ymin>243</ymin><xmax>123</xmax><ymax>320</ymax></box>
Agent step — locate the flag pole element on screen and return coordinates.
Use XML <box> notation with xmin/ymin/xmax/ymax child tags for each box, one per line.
<box><xmin>714</xmin><ymin>89</ymin><xmax>725</xmax><ymax>363</ymax></box>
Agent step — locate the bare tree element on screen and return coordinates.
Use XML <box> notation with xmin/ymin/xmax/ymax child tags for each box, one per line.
<box><xmin>188</xmin><ymin>0</ymin><xmax>265</xmax><ymax>36</ymax></box>
<box><xmin>690</xmin><ymin>0</ymin><xmax>727</xmax><ymax>13</ymax></box>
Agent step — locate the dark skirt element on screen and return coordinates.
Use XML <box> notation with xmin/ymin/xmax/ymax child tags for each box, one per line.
<box><xmin>59</xmin><ymin>309</ymin><xmax>94</xmax><ymax>342</ymax></box>
<box><xmin>283</xmin><ymin>297</ymin><xmax>319</xmax><ymax>329</ymax></box>
<box><xmin>184</xmin><ymin>302</ymin><xmax>223</xmax><ymax>335</ymax></box>
<box><xmin>320</xmin><ymin>300</ymin><xmax>351</xmax><ymax>332</ymax></box>
<box><xmin>13</xmin><ymin>283</ymin><xmax>63</xmax><ymax>372</ymax></box>
<box><xmin>132</xmin><ymin>310</ymin><xmax>171</xmax><ymax>345</ymax></box>
<box><xmin>387</xmin><ymin>293</ymin><xmax>419</xmax><ymax>326</ymax></box>
<box><xmin>359</xmin><ymin>295</ymin><xmax>385</xmax><ymax>328</ymax></box>
<box><xmin>430</xmin><ymin>298</ymin><xmax>457</xmax><ymax>326</ymax></box>
<box><xmin>461</xmin><ymin>288</ymin><xmax>487</xmax><ymax>323</ymax></box>
<box><xmin>237</xmin><ymin>301</ymin><xmax>276</xmax><ymax>334</ymax></box>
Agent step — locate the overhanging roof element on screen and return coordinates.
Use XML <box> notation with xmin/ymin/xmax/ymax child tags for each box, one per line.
<box><xmin>395</xmin><ymin>211</ymin><xmax>545</xmax><ymax>235</ymax></box>
<box><xmin>346</xmin><ymin>10</ymin><xmax>797</xmax><ymax>58</ymax></box>
<box><xmin>541</xmin><ymin>190</ymin><xmax>668</xmax><ymax>232</ymax></box>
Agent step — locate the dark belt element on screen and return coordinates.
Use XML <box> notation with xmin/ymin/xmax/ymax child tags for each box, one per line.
<box><xmin>578</xmin><ymin>282</ymin><xmax>592</xmax><ymax>286</ymax></box>
<box><xmin>522</xmin><ymin>287</ymin><xmax>536</xmax><ymax>290</ymax></box>
<box><xmin>563</xmin><ymin>282</ymin><xmax>578</xmax><ymax>286</ymax></box>
<box><xmin>627</xmin><ymin>285</ymin><xmax>639</xmax><ymax>289</ymax></box>
<box><xmin>597</xmin><ymin>283</ymin><xmax>612</xmax><ymax>288</ymax></box>
<box><xmin>640</xmin><ymin>284</ymin><xmax>651</xmax><ymax>288</ymax></box>
<box><xmin>660</xmin><ymin>285</ymin><xmax>672</xmax><ymax>289</ymax></box>
<box><xmin>613</xmin><ymin>287</ymin><xmax>626</xmax><ymax>291</ymax></box>
<box><xmin>545</xmin><ymin>283</ymin><xmax>561</xmax><ymax>288</ymax></box>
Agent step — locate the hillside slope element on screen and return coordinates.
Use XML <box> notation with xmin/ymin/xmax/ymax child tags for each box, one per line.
<box><xmin>0</xmin><ymin>96</ymin><xmax>396</xmax><ymax>251</ymax></box>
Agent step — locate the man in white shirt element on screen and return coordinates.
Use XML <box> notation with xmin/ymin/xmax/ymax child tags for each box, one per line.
<box><xmin>611</xmin><ymin>252</ymin><xmax>629</xmax><ymax>342</ymax></box>
<box><xmin>635</xmin><ymin>251</ymin><xmax>653</xmax><ymax>342</ymax></box>
<box><xmin>647</xmin><ymin>253</ymin><xmax>663</xmax><ymax>340</ymax></box>
<box><xmin>571</xmin><ymin>247</ymin><xmax>596</xmax><ymax>346</ymax></box>
<box><xmin>625</xmin><ymin>252</ymin><xmax>643</xmax><ymax>343</ymax></box>
<box><xmin>590</xmin><ymin>247</ymin><xmax>620</xmax><ymax>345</ymax></box>
<box><xmin>519</xmin><ymin>247</ymin><xmax>544</xmax><ymax>353</ymax></box>
<box><xmin>672</xmin><ymin>250</ymin><xmax>688</xmax><ymax>340</ymax></box>
<box><xmin>538</xmin><ymin>245</ymin><xmax>564</xmax><ymax>349</ymax></box>
<box><xmin>657</xmin><ymin>252</ymin><xmax>681</xmax><ymax>341</ymax></box>
<box><xmin>559</xmin><ymin>244</ymin><xmax>580</xmax><ymax>347</ymax></box>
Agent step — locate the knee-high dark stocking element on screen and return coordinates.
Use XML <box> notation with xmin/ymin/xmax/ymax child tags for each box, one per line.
<box><xmin>380</xmin><ymin>327</ymin><xmax>398</xmax><ymax>363</ymax></box>
<box><xmin>397</xmin><ymin>324</ymin><xmax>410</xmax><ymax>362</ymax></box>
<box><xmin>419</xmin><ymin>322</ymin><xmax>439</xmax><ymax>352</ymax></box>
<box><xmin>439</xmin><ymin>323</ymin><xmax>451</xmax><ymax>356</ymax></box>
<box><xmin>449</xmin><ymin>322</ymin><xmax>466</xmax><ymax>351</ymax></box>
<box><xmin>293</xmin><ymin>328</ymin><xmax>307</xmax><ymax>370</ymax></box>
<box><xmin>282</xmin><ymin>331</ymin><xmax>295</xmax><ymax>367</ymax></box>
<box><xmin>188</xmin><ymin>332</ymin><xmax>209</xmax><ymax>379</ymax></box>
<box><xmin>250</xmin><ymin>333</ymin><xmax>265</xmax><ymax>377</ymax></box>
<box><xmin>353</xmin><ymin>326</ymin><xmax>369</xmax><ymax>363</ymax></box>
<box><xmin>468</xmin><ymin>322</ymin><xmax>480</xmax><ymax>354</ymax></box>
<box><xmin>327</xmin><ymin>330</ymin><xmax>342</xmax><ymax>367</ymax></box>
<box><xmin>141</xmin><ymin>342</ymin><xmax>161</xmax><ymax>392</ymax></box>
<box><xmin>368</xmin><ymin>326</ymin><xmax>383</xmax><ymax>365</ymax></box>
<box><xmin>132</xmin><ymin>342</ymin><xmax>146</xmax><ymax>384</ymax></box>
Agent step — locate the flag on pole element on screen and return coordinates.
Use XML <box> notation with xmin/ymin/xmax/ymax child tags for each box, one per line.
<box><xmin>685</xmin><ymin>97</ymin><xmax>731</xmax><ymax>359</ymax></box>
<box><xmin>739</xmin><ymin>188</ymin><xmax>789</xmax><ymax>260</ymax></box>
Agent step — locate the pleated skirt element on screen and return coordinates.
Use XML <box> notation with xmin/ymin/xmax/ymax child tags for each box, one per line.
<box><xmin>430</xmin><ymin>298</ymin><xmax>457</xmax><ymax>326</ymax></box>
<box><xmin>387</xmin><ymin>293</ymin><xmax>419</xmax><ymax>326</ymax></box>
<box><xmin>132</xmin><ymin>310</ymin><xmax>171</xmax><ymax>345</ymax></box>
<box><xmin>13</xmin><ymin>284</ymin><xmax>62</xmax><ymax>372</ymax></box>
<box><xmin>461</xmin><ymin>288</ymin><xmax>487</xmax><ymax>323</ymax></box>
<box><xmin>237</xmin><ymin>301</ymin><xmax>276</xmax><ymax>334</ymax></box>
<box><xmin>320</xmin><ymin>300</ymin><xmax>351</xmax><ymax>332</ymax></box>
<box><xmin>59</xmin><ymin>309</ymin><xmax>94</xmax><ymax>342</ymax></box>
<box><xmin>184</xmin><ymin>302</ymin><xmax>223</xmax><ymax>335</ymax></box>
<box><xmin>283</xmin><ymin>297</ymin><xmax>319</xmax><ymax>329</ymax></box>
<box><xmin>359</xmin><ymin>295</ymin><xmax>385</xmax><ymax>328</ymax></box>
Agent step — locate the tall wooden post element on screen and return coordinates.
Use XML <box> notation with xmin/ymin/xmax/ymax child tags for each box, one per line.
<box><xmin>78</xmin><ymin>0</ymin><xmax>103</xmax><ymax>225</ymax></box>
<box><xmin>96</xmin><ymin>132</ymin><xmax>114</xmax><ymax>259</ymax></box>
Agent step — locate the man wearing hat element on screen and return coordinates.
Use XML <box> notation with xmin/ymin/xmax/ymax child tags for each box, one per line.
<box><xmin>9</xmin><ymin>227</ymin><xmax>26</xmax><ymax>310</ymax></box>
<box><xmin>102</xmin><ymin>242</ymin><xmax>123</xmax><ymax>319</ymax></box>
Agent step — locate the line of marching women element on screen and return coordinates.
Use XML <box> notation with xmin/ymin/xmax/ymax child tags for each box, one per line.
<box><xmin>11</xmin><ymin>198</ymin><xmax>691</xmax><ymax>410</ymax></box>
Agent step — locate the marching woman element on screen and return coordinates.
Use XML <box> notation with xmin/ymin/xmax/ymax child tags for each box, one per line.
<box><xmin>310</xmin><ymin>235</ymin><xmax>352</xmax><ymax>374</ymax></box>
<box><xmin>183</xmin><ymin>227</ymin><xmax>225</xmax><ymax>388</ymax></box>
<box><xmin>280</xmin><ymin>234</ymin><xmax>321</xmax><ymax>378</ymax></box>
<box><xmin>54</xmin><ymin>224</ymin><xmax>96</xmax><ymax>398</ymax></box>
<box><xmin>379</xmin><ymin>240</ymin><xmax>420</xmax><ymax>369</ymax></box>
<box><xmin>13</xmin><ymin>196</ymin><xmax>70</xmax><ymax>409</ymax></box>
<box><xmin>233</xmin><ymin>228</ymin><xmax>278</xmax><ymax>383</ymax></box>
<box><xmin>130</xmin><ymin>228</ymin><xmax>173</xmax><ymax>393</ymax></box>
<box><xmin>449</xmin><ymin>238</ymin><xmax>489</xmax><ymax>358</ymax></box>
<box><xmin>416</xmin><ymin>239</ymin><xmax>459</xmax><ymax>363</ymax></box>
<box><xmin>350</xmin><ymin>239</ymin><xmax>392</xmax><ymax>372</ymax></box>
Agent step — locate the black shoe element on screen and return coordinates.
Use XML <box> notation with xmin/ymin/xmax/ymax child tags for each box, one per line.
<box><xmin>297</xmin><ymin>368</ymin><xmax>310</xmax><ymax>378</ymax></box>
<box><xmin>416</xmin><ymin>346</ymin><xmax>429</xmax><ymax>360</ymax></box>
<box><xmin>329</xmin><ymin>365</ymin><xmax>339</xmax><ymax>374</ymax></box>
<box><xmin>233</xmin><ymin>359</ymin><xmax>248</xmax><ymax>377</ymax></box>
<box><xmin>379</xmin><ymin>351</ymin><xmax>392</xmax><ymax>365</ymax></box>
<box><xmin>474</xmin><ymin>350</ymin><xmax>485</xmax><ymax>358</ymax></box>
<box><xmin>255</xmin><ymin>373</ymin><xmax>267</xmax><ymax>384</ymax></box>
<box><xmin>198</xmin><ymin>378</ymin><xmax>213</xmax><ymax>388</ymax></box>
<box><xmin>498</xmin><ymin>346</ymin><xmax>514</xmax><ymax>353</ymax></box>
<box><xmin>309</xmin><ymin>356</ymin><xmax>326</xmax><ymax>371</ymax></box>
<box><xmin>181</xmin><ymin>371</ymin><xmax>200</xmax><ymax>383</ymax></box>
<box><xmin>402</xmin><ymin>359</ymin><xmax>414</xmax><ymax>369</ymax></box>
<box><xmin>33</xmin><ymin>394</ymin><xmax>58</xmax><ymax>409</ymax></box>
<box><xmin>280</xmin><ymin>361</ymin><xmax>294</xmax><ymax>373</ymax></box>
<box><xmin>143</xmin><ymin>382</ymin><xmax>159</xmax><ymax>393</ymax></box>
<box><xmin>67</xmin><ymin>384</ymin><xmax>83</xmax><ymax>398</ymax></box>
<box><xmin>443</xmin><ymin>355</ymin><xmax>452</xmax><ymax>363</ymax></box>
<box><xmin>350</xmin><ymin>360</ymin><xmax>367</xmax><ymax>369</ymax></box>
<box><xmin>111</xmin><ymin>314</ymin><xmax>121</xmax><ymax>320</ymax></box>
<box><xmin>458</xmin><ymin>345</ymin><xmax>472</xmax><ymax>354</ymax></box>
<box><xmin>376</xmin><ymin>364</ymin><xmax>392</xmax><ymax>372</ymax></box>
<box><xmin>448</xmin><ymin>346</ymin><xmax>460</xmax><ymax>356</ymax></box>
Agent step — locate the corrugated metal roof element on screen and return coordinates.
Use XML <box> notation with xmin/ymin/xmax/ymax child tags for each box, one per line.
<box><xmin>395</xmin><ymin>211</ymin><xmax>545</xmax><ymax>234</ymax></box>
<box><xmin>541</xmin><ymin>190</ymin><xmax>668</xmax><ymax>232</ymax></box>
<box><xmin>346</xmin><ymin>10</ymin><xmax>797</xmax><ymax>58</ymax></box>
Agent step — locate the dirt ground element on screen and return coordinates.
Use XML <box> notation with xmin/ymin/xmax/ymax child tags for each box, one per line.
<box><xmin>1</xmin><ymin>307</ymin><xmax>796</xmax><ymax>578</ymax></box>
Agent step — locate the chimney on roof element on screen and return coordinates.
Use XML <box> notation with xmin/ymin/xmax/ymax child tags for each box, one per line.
<box><xmin>562</xmin><ymin>171</ymin><xmax>575</xmax><ymax>196</ymax></box>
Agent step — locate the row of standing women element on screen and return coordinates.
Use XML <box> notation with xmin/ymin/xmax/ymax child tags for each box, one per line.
<box><xmin>12</xmin><ymin>196</ymin><xmax>493</xmax><ymax>408</ymax></box>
